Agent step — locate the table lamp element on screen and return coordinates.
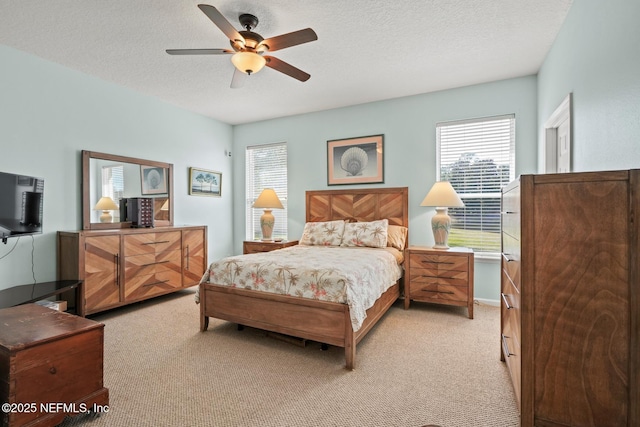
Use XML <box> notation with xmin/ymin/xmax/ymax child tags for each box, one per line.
<box><xmin>94</xmin><ymin>196</ymin><xmax>119</xmax><ymax>223</ymax></box>
<box><xmin>252</xmin><ymin>188</ymin><xmax>284</xmax><ymax>241</ymax></box>
<box><xmin>420</xmin><ymin>181</ymin><xmax>465</xmax><ymax>249</ymax></box>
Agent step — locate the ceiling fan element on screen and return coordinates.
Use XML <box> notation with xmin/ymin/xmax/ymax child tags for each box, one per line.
<box><xmin>166</xmin><ymin>4</ymin><xmax>317</xmax><ymax>88</ymax></box>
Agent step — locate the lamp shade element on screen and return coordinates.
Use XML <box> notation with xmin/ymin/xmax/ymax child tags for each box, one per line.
<box><xmin>231</xmin><ymin>52</ymin><xmax>266</xmax><ymax>75</ymax></box>
<box><xmin>420</xmin><ymin>181</ymin><xmax>465</xmax><ymax>208</ymax></box>
<box><xmin>94</xmin><ymin>196</ymin><xmax>118</xmax><ymax>223</ymax></box>
<box><xmin>252</xmin><ymin>189</ymin><xmax>284</xmax><ymax>209</ymax></box>
<box><xmin>94</xmin><ymin>196</ymin><xmax>118</xmax><ymax>211</ymax></box>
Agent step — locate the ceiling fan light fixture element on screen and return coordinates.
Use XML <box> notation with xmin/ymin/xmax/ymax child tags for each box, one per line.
<box><xmin>231</xmin><ymin>51</ymin><xmax>266</xmax><ymax>75</ymax></box>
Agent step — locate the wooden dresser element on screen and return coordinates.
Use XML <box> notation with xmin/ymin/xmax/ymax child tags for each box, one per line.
<box><xmin>243</xmin><ymin>240</ymin><xmax>299</xmax><ymax>254</ymax></box>
<box><xmin>501</xmin><ymin>170</ymin><xmax>639</xmax><ymax>426</ymax></box>
<box><xmin>0</xmin><ymin>304</ymin><xmax>108</xmax><ymax>427</ymax></box>
<box><xmin>57</xmin><ymin>225</ymin><xmax>207</xmax><ymax>316</ymax></box>
<box><xmin>404</xmin><ymin>246</ymin><xmax>474</xmax><ymax>319</ymax></box>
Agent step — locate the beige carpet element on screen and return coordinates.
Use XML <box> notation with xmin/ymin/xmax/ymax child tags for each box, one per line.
<box><xmin>59</xmin><ymin>289</ymin><xmax>519</xmax><ymax>427</ymax></box>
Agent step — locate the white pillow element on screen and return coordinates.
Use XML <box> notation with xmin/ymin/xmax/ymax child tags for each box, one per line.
<box><xmin>299</xmin><ymin>220</ymin><xmax>346</xmax><ymax>246</ymax></box>
<box><xmin>341</xmin><ymin>219</ymin><xmax>388</xmax><ymax>248</ymax></box>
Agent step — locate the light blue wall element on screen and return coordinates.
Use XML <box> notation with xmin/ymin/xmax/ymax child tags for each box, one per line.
<box><xmin>233</xmin><ymin>76</ymin><xmax>538</xmax><ymax>302</ymax></box>
<box><xmin>538</xmin><ymin>0</ymin><xmax>640</xmax><ymax>171</ymax></box>
<box><xmin>0</xmin><ymin>45</ymin><xmax>233</xmax><ymax>290</ymax></box>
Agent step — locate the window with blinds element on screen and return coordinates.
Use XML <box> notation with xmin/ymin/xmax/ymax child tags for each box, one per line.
<box><xmin>101</xmin><ymin>165</ymin><xmax>124</xmax><ymax>222</ymax></box>
<box><xmin>436</xmin><ymin>114</ymin><xmax>515</xmax><ymax>255</ymax></box>
<box><xmin>246</xmin><ymin>143</ymin><xmax>288</xmax><ymax>240</ymax></box>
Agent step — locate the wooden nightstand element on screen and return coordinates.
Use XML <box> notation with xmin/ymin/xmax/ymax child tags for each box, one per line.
<box><xmin>243</xmin><ymin>240</ymin><xmax>299</xmax><ymax>254</ymax></box>
<box><xmin>404</xmin><ymin>246</ymin><xmax>474</xmax><ymax>318</ymax></box>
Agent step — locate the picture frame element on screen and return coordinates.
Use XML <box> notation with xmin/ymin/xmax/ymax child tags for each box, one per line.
<box><xmin>189</xmin><ymin>167</ymin><xmax>222</xmax><ymax>197</ymax></box>
<box><xmin>140</xmin><ymin>165</ymin><xmax>168</xmax><ymax>195</ymax></box>
<box><xmin>327</xmin><ymin>134</ymin><xmax>384</xmax><ymax>185</ymax></box>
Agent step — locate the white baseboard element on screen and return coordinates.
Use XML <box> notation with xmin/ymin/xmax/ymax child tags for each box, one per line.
<box><xmin>475</xmin><ymin>298</ymin><xmax>500</xmax><ymax>307</ymax></box>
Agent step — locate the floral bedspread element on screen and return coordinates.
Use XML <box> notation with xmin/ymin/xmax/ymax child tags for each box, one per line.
<box><xmin>197</xmin><ymin>245</ymin><xmax>403</xmax><ymax>331</ymax></box>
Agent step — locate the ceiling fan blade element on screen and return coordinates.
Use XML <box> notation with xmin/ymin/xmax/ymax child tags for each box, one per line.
<box><xmin>259</xmin><ymin>28</ymin><xmax>317</xmax><ymax>52</ymax></box>
<box><xmin>197</xmin><ymin>4</ymin><xmax>244</xmax><ymax>44</ymax></box>
<box><xmin>264</xmin><ymin>56</ymin><xmax>310</xmax><ymax>82</ymax></box>
<box><xmin>166</xmin><ymin>48</ymin><xmax>233</xmax><ymax>55</ymax></box>
<box><xmin>230</xmin><ymin>68</ymin><xmax>247</xmax><ymax>89</ymax></box>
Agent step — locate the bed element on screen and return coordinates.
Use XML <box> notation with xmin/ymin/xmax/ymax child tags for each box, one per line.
<box><xmin>198</xmin><ymin>187</ymin><xmax>409</xmax><ymax>369</ymax></box>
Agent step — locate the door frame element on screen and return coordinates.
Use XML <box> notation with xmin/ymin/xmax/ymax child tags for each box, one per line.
<box><xmin>544</xmin><ymin>93</ymin><xmax>572</xmax><ymax>173</ymax></box>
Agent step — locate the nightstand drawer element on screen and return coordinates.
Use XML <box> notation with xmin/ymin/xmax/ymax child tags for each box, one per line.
<box><xmin>409</xmin><ymin>254</ymin><xmax>468</xmax><ymax>271</ymax></box>
<box><xmin>410</xmin><ymin>268</ymin><xmax>468</xmax><ymax>286</ymax></box>
<box><xmin>412</xmin><ymin>283</ymin><xmax>468</xmax><ymax>302</ymax></box>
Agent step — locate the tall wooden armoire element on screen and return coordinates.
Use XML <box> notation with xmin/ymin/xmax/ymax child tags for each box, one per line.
<box><xmin>501</xmin><ymin>170</ymin><xmax>639</xmax><ymax>427</ymax></box>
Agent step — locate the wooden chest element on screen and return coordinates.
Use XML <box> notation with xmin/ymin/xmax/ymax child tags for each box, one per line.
<box><xmin>0</xmin><ymin>304</ymin><xmax>109</xmax><ymax>427</ymax></box>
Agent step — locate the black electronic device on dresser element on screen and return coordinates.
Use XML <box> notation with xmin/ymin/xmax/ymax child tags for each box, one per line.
<box><xmin>120</xmin><ymin>197</ymin><xmax>154</xmax><ymax>228</ymax></box>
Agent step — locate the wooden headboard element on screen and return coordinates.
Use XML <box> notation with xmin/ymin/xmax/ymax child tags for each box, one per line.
<box><xmin>305</xmin><ymin>187</ymin><xmax>409</xmax><ymax>228</ymax></box>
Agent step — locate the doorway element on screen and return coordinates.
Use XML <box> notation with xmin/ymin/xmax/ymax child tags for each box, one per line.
<box><xmin>544</xmin><ymin>93</ymin><xmax>572</xmax><ymax>173</ymax></box>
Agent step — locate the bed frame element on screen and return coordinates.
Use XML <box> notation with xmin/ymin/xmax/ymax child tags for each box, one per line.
<box><xmin>199</xmin><ymin>187</ymin><xmax>409</xmax><ymax>369</ymax></box>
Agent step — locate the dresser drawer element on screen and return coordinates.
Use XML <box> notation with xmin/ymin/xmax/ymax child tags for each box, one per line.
<box><xmin>124</xmin><ymin>249</ymin><xmax>181</xmax><ymax>280</ymax></box>
<box><xmin>502</xmin><ymin>254</ymin><xmax>520</xmax><ymax>292</ymax></box>
<box><xmin>501</xmin><ymin>270</ymin><xmax>521</xmax><ymax>345</ymax></box>
<box><xmin>502</xmin><ymin>185</ymin><xmax>520</xmax><ymax>214</ymax></box>
<box><xmin>501</xmin><ymin>212</ymin><xmax>520</xmax><ymax>241</ymax></box>
<box><xmin>124</xmin><ymin>270</ymin><xmax>182</xmax><ymax>301</ymax></box>
<box><xmin>124</xmin><ymin>231</ymin><xmax>181</xmax><ymax>255</ymax></box>
<box><xmin>501</xmin><ymin>328</ymin><xmax>521</xmax><ymax>405</ymax></box>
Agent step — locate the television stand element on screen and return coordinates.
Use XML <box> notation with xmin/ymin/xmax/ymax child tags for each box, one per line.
<box><xmin>0</xmin><ymin>280</ymin><xmax>82</xmax><ymax>313</ymax></box>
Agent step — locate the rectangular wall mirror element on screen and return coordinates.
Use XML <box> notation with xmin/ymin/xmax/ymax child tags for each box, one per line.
<box><xmin>82</xmin><ymin>150</ymin><xmax>174</xmax><ymax>230</ymax></box>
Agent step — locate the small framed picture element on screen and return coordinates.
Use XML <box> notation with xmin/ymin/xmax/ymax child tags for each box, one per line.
<box><xmin>189</xmin><ymin>167</ymin><xmax>222</xmax><ymax>197</ymax></box>
<box><xmin>327</xmin><ymin>134</ymin><xmax>384</xmax><ymax>185</ymax></box>
<box><xmin>140</xmin><ymin>165</ymin><xmax>168</xmax><ymax>195</ymax></box>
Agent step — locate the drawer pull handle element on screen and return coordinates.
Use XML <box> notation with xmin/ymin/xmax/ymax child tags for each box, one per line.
<box><xmin>142</xmin><ymin>240</ymin><xmax>171</xmax><ymax>245</ymax></box>
<box><xmin>141</xmin><ymin>260</ymin><xmax>170</xmax><ymax>267</ymax></box>
<box><xmin>501</xmin><ymin>334</ymin><xmax>515</xmax><ymax>357</ymax></box>
<box><xmin>501</xmin><ymin>293</ymin><xmax>513</xmax><ymax>309</ymax></box>
<box><xmin>186</xmin><ymin>245</ymin><xmax>190</xmax><ymax>270</ymax></box>
<box><xmin>503</xmin><ymin>254</ymin><xmax>516</xmax><ymax>262</ymax></box>
<box><xmin>114</xmin><ymin>253</ymin><xmax>120</xmax><ymax>287</ymax></box>
<box><xmin>49</xmin><ymin>366</ymin><xmax>57</xmax><ymax>374</ymax></box>
<box><xmin>420</xmin><ymin>290</ymin><xmax>454</xmax><ymax>295</ymax></box>
<box><xmin>143</xmin><ymin>279</ymin><xmax>170</xmax><ymax>287</ymax></box>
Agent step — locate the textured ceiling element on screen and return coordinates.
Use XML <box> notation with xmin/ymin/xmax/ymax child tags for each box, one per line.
<box><xmin>0</xmin><ymin>1</ymin><xmax>573</xmax><ymax>125</ymax></box>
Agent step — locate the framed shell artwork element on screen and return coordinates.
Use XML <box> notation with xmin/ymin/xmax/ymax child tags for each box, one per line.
<box><xmin>327</xmin><ymin>134</ymin><xmax>384</xmax><ymax>185</ymax></box>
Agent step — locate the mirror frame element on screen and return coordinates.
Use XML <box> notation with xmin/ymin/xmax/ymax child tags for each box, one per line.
<box><xmin>82</xmin><ymin>150</ymin><xmax>174</xmax><ymax>230</ymax></box>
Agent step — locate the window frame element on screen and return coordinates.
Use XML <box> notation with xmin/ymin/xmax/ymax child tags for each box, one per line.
<box><xmin>245</xmin><ymin>142</ymin><xmax>288</xmax><ymax>241</ymax></box>
<box><xmin>436</xmin><ymin>114</ymin><xmax>515</xmax><ymax>257</ymax></box>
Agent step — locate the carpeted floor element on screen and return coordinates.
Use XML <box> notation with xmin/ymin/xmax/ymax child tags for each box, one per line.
<box><xmin>59</xmin><ymin>289</ymin><xmax>519</xmax><ymax>427</ymax></box>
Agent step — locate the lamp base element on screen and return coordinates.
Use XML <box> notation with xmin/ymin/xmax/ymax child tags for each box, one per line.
<box><xmin>99</xmin><ymin>211</ymin><xmax>113</xmax><ymax>223</ymax></box>
<box><xmin>260</xmin><ymin>209</ymin><xmax>275</xmax><ymax>241</ymax></box>
<box><xmin>431</xmin><ymin>207</ymin><xmax>451</xmax><ymax>250</ymax></box>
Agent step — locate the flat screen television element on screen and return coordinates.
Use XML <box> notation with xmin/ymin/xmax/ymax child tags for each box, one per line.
<box><xmin>0</xmin><ymin>171</ymin><xmax>44</xmax><ymax>244</ymax></box>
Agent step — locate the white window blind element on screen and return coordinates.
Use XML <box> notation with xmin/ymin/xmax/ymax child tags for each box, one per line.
<box><xmin>246</xmin><ymin>143</ymin><xmax>288</xmax><ymax>240</ymax></box>
<box><xmin>101</xmin><ymin>165</ymin><xmax>124</xmax><ymax>222</ymax></box>
<box><xmin>437</xmin><ymin>115</ymin><xmax>515</xmax><ymax>254</ymax></box>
